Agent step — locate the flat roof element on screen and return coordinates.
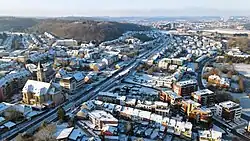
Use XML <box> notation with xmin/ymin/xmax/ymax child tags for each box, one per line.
<box><xmin>176</xmin><ymin>79</ymin><xmax>197</xmax><ymax>87</ymax></box>
<box><xmin>165</xmin><ymin>90</ymin><xmax>182</xmax><ymax>99</ymax></box>
<box><xmin>198</xmin><ymin>129</ymin><xmax>222</xmax><ymax>139</ymax></box>
<box><xmin>184</xmin><ymin>99</ymin><xmax>201</xmax><ymax>107</ymax></box>
<box><xmin>219</xmin><ymin>101</ymin><xmax>240</xmax><ymax>109</ymax></box>
<box><xmin>4</xmin><ymin>121</ymin><xmax>16</xmax><ymax>128</ymax></box>
<box><xmin>192</xmin><ymin>89</ymin><xmax>214</xmax><ymax>96</ymax></box>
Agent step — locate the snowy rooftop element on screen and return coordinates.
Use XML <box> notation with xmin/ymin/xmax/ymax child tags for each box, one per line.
<box><xmin>56</xmin><ymin>127</ymin><xmax>74</xmax><ymax>140</ymax></box>
<box><xmin>121</xmin><ymin>107</ymin><xmax>134</xmax><ymax>115</ymax></box>
<box><xmin>165</xmin><ymin>90</ymin><xmax>182</xmax><ymax>99</ymax></box>
<box><xmin>0</xmin><ymin>117</ymin><xmax>5</xmax><ymax>123</ymax></box>
<box><xmin>154</xmin><ymin>101</ymin><xmax>168</xmax><ymax>107</ymax></box>
<box><xmin>73</xmin><ymin>72</ymin><xmax>85</xmax><ymax>82</ymax></box>
<box><xmin>219</xmin><ymin>101</ymin><xmax>240</xmax><ymax>109</ymax></box>
<box><xmin>0</xmin><ymin>69</ymin><xmax>30</xmax><ymax>87</ymax></box>
<box><xmin>185</xmin><ymin>122</ymin><xmax>193</xmax><ymax>129</ymax></box>
<box><xmin>4</xmin><ymin>121</ymin><xmax>16</xmax><ymax>128</ymax></box>
<box><xmin>98</xmin><ymin>92</ymin><xmax>118</xmax><ymax>98</ymax></box>
<box><xmin>69</xmin><ymin>129</ymin><xmax>83</xmax><ymax>141</ymax></box>
<box><xmin>184</xmin><ymin>99</ymin><xmax>201</xmax><ymax>107</ymax></box>
<box><xmin>198</xmin><ymin>130</ymin><xmax>222</xmax><ymax>140</ymax></box>
<box><xmin>0</xmin><ymin>102</ymin><xmax>12</xmax><ymax>112</ymax></box>
<box><xmin>176</xmin><ymin>79</ymin><xmax>197</xmax><ymax>87</ymax></box>
<box><xmin>23</xmin><ymin>80</ymin><xmax>51</xmax><ymax>96</ymax></box>
<box><xmin>168</xmin><ymin>119</ymin><xmax>176</xmax><ymax>127</ymax></box>
<box><xmin>192</xmin><ymin>89</ymin><xmax>214</xmax><ymax>96</ymax></box>
<box><xmin>150</xmin><ymin>114</ymin><xmax>163</xmax><ymax>123</ymax></box>
<box><xmin>89</xmin><ymin>110</ymin><xmax>118</xmax><ymax>122</ymax></box>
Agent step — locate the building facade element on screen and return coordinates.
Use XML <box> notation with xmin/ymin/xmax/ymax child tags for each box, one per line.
<box><xmin>0</xmin><ymin>69</ymin><xmax>31</xmax><ymax>101</ymax></box>
<box><xmin>22</xmin><ymin>80</ymin><xmax>64</xmax><ymax>108</ymax></box>
<box><xmin>215</xmin><ymin>101</ymin><xmax>242</xmax><ymax>122</ymax></box>
<box><xmin>173</xmin><ymin>79</ymin><xmax>198</xmax><ymax>97</ymax></box>
<box><xmin>191</xmin><ymin>89</ymin><xmax>215</xmax><ymax>107</ymax></box>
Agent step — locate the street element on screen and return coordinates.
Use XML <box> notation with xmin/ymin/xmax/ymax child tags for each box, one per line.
<box><xmin>0</xmin><ymin>34</ymin><xmax>169</xmax><ymax>140</ymax></box>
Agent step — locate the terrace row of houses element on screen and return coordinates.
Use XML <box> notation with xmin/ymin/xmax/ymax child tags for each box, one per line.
<box><xmin>0</xmin><ymin>69</ymin><xmax>31</xmax><ymax>101</ymax></box>
<box><xmin>77</xmin><ymin>99</ymin><xmax>193</xmax><ymax>139</ymax></box>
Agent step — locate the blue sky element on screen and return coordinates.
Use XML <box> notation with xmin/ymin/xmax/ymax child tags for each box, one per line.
<box><xmin>0</xmin><ymin>0</ymin><xmax>249</xmax><ymax>17</ymax></box>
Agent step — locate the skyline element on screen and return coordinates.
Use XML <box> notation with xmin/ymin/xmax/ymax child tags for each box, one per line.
<box><xmin>0</xmin><ymin>0</ymin><xmax>250</xmax><ymax>17</ymax></box>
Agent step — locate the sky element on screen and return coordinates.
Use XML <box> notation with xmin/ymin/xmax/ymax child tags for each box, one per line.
<box><xmin>0</xmin><ymin>0</ymin><xmax>250</xmax><ymax>17</ymax></box>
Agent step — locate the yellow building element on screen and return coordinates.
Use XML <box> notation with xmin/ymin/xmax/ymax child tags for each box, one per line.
<box><xmin>22</xmin><ymin>80</ymin><xmax>64</xmax><ymax>108</ymax></box>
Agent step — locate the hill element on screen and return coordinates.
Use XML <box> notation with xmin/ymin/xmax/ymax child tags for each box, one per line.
<box><xmin>0</xmin><ymin>17</ymin><xmax>38</xmax><ymax>32</ymax></box>
<box><xmin>28</xmin><ymin>19</ymin><xmax>150</xmax><ymax>42</ymax></box>
<box><xmin>0</xmin><ymin>17</ymin><xmax>150</xmax><ymax>42</ymax></box>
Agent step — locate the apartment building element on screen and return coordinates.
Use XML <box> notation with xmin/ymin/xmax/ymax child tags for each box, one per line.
<box><xmin>191</xmin><ymin>89</ymin><xmax>215</xmax><ymax>107</ymax></box>
<box><xmin>59</xmin><ymin>72</ymin><xmax>85</xmax><ymax>94</ymax></box>
<box><xmin>181</xmin><ymin>99</ymin><xmax>212</xmax><ymax>127</ymax></box>
<box><xmin>181</xmin><ymin>99</ymin><xmax>201</xmax><ymax>116</ymax></box>
<box><xmin>159</xmin><ymin>90</ymin><xmax>182</xmax><ymax>108</ymax></box>
<box><xmin>215</xmin><ymin>101</ymin><xmax>242</xmax><ymax>122</ymax></box>
<box><xmin>173</xmin><ymin>79</ymin><xmax>198</xmax><ymax>97</ymax></box>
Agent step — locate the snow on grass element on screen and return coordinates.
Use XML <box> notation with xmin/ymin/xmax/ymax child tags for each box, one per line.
<box><xmin>234</xmin><ymin>64</ymin><xmax>250</xmax><ymax>77</ymax></box>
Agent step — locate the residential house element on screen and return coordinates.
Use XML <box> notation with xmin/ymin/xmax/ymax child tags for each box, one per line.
<box><xmin>89</xmin><ymin>62</ymin><xmax>106</xmax><ymax>71</ymax></box>
<box><xmin>97</xmin><ymin>92</ymin><xmax>118</xmax><ymax>103</ymax></box>
<box><xmin>158</xmin><ymin>58</ymin><xmax>171</xmax><ymax>69</ymax></box>
<box><xmin>198</xmin><ymin>130</ymin><xmax>222</xmax><ymax>141</ymax></box>
<box><xmin>0</xmin><ymin>69</ymin><xmax>31</xmax><ymax>101</ymax></box>
<box><xmin>88</xmin><ymin>110</ymin><xmax>118</xmax><ymax>130</ymax></box>
<box><xmin>208</xmin><ymin>74</ymin><xmax>230</xmax><ymax>88</ymax></box>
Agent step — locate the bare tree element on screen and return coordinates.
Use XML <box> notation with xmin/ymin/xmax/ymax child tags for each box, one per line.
<box><xmin>5</xmin><ymin>109</ymin><xmax>24</xmax><ymax>121</ymax></box>
<box><xmin>34</xmin><ymin>124</ymin><xmax>56</xmax><ymax>141</ymax></box>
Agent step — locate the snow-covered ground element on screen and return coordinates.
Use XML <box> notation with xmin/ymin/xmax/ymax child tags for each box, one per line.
<box><xmin>213</xmin><ymin>125</ymin><xmax>226</xmax><ymax>134</ymax></box>
<box><xmin>230</xmin><ymin>92</ymin><xmax>250</xmax><ymax>116</ymax></box>
<box><xmin>234</xmin><ymin>64</ymin><xmax>250</xmax><ymax>78</ymax></box>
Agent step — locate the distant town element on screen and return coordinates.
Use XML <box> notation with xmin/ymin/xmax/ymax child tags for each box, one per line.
<box><xmin>0</xmin><ymin>16</ymin><xmax>250</xmax><ymax>141</ymax></box>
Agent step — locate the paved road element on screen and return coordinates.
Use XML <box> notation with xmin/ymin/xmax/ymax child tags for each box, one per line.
<box><xmin>197</xmin><ymin>58</ymin><xmax>214</xmax><ymax>89</ymax></box>
<box><xmin>0</xmin><ymin>36</ymin><xmax>169</xmax><ymax>140</ymax></box>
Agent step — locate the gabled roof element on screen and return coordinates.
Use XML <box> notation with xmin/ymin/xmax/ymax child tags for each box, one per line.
<box><xmin>22</xmin><ymin>80</ymin><xmax>51</xmax><ymax>96</ymax></box>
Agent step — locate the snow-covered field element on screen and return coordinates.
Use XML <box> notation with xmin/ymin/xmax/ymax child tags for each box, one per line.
<box><xmin>230</xmin><ymin>92</ymin><xmax>250</xmax><ymax>116</ymax></box>
<box><xmin>234</xmin><ymin>64</ymin><xmax>250</xmax><ymax>78</ymax></box>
